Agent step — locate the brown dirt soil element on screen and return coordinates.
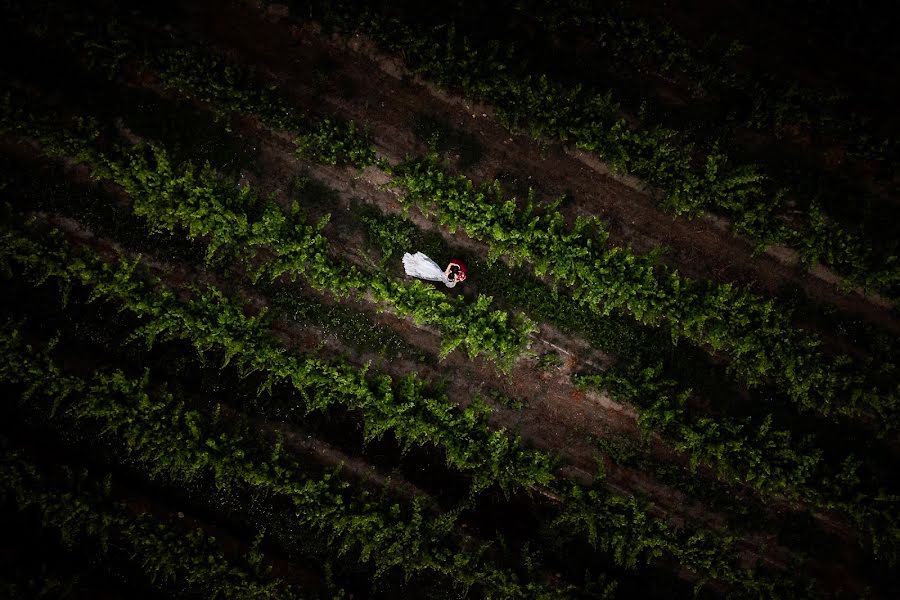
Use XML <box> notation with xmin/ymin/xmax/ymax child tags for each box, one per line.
<box><xmin>8</xmin><ymin>2</ymin><xmax>896</xmax><ymax>593</ymax></box>
<box><xmin>173</xmin><ymin>0</ymin><xmax>900</xmax><ymax>348</ymax></box>
<box><xmin>22</xmin><ymin>166</ymin><xmax>878</xmax><ymax>596</ymax></box>
<box><xmin>62</xmin><ymin>22</ymin><xmax>900</xmax><ymax>594</ymax></box>
<box><xmin>559</xmin><ymin>1</ymin><xmax>900</xmax><ymax>205</ymax></box>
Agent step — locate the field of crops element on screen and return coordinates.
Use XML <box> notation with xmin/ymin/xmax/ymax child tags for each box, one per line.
<box><xmin>2</xmin><ymin>0</ymin><xmax>900</xmax><ymax>598</ymax></box>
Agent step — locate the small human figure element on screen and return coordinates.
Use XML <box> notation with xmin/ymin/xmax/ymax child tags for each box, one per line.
<box><xmin>443</xmin><ymin>259</ymin><xmax>467</xmax><ymax>288</ymax></box>
<box><xmin>402</xmin><ymin>252</ymin><xmax>468</xmax><ymax>288</ymax></box>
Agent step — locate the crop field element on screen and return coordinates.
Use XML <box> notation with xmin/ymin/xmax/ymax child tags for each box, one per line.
<box><xmin>3</xmin><ymin>0</ymin><xmax>900</xmax><ymax>598</ymax></box>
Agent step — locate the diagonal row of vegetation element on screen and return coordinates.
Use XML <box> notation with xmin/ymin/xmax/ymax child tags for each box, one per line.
<box><xmin>389</xmin><ymin>155</ymin><xmax>900</xmax><ymax>432</ymax></box>
<box><xmin>498</xmin><ymin>0</ymin><xmax>900</xmax><ymax>256</ymax></box>
<box><xmin>3</xmin><ymin>2</ymin><xmax>895</xmax><ymax>594</ymax></box>
<box><xmin>0</xmin><ymin>447</ymin><xmax>301</xmax><ymax>599</ymax></box>
<box><xmin>19</xmin><ymin>20</ymin><xmax>899</xmax><ymax>564</ymax></box>
<box><xmin>0</xmin><ymin>237</ymin><xmax>620</xmax><ymax>598</ymax></box>
<box><xmin>0</xmin><ymin>95</ymin><xmax>535</xmax><ymax>371</ymax></box>
<box><xmin>285</xmin><ymin>0</ymin><xmax>900</xmax><ymax>303</ymax></box>
<box><xmin>66</xmin><ymin>10</ymin><xmax>898</xmax><ymax>436</ymax></box>
<box><xmin>0</xmin><ymin>134</ymin><xmax>856</xmax><ymax>584</ymax></box>
<box><xmin>5</xmin><ymin>110</ymin><xmax>889</xmax><ymax>574</ymax></box>
<box><xmin>2</xmin><ymin>10</ymin><xmax>887</xmax><ymax>583</ymax></box>
<box><xmin>67</xmin><ymin>16</ymin><xmax>900</xmax><ymax>435</ymax></box>
<box><xmin>0</xmin><ymin>323</ymin><xmax>567</xmax><ymax>599</ymax></box>
<box><xmin>148</xmin><ymin>16</ymin><xmax>900</xmax><ymax>441</ymax></box>
<box><xmin>0</xmin><ymin>221</ymin><xmax>552</xmax><ymax>496</ymax></box>
<box><xmin>505</xmin><ymin>0</ymin><xmax>900</xmax><ymax>173</ymax></box>
<box><xmin>5</xmin><ymin>76</ymin><xmax>880</xmax><ymax>527</ymax></box>
<box><xmin>0</xmin><ymin>261</ymin><xmax>611</xmax><ymax>598</ymax></box>
<box><xmin>16</xmin><ymin>0</ymin><xmax>900</xmax><ymax>455</ymax></box>
<box><xmin>358</xmin><ymin>201</ymin><xmax>900</xmax><ymax>567</ymax></box>
<box><xmin>0</xmin><ymin>206</ymin><xmax>813</xmax><ymax>596</ymax></box>
<box><xmin>0</xmin><ymin>565</ymin><xmax>88</xmax><ymax>600</ymax></box>
<box><xmin>388</xmin><ymin>156</ymin><xmax>900</xmax><ymax>563</ymax></box>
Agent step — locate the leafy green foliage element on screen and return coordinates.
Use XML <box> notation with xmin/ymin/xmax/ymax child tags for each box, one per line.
<box><xmin>552</xmin><ymin>478</ymin><xmax>808</xmax><ymax>597</ymax></box>
<box><xmin>537</xmin><ymin>352</ymin><xmax>562</xmax><ymax>371</ymax></box>
<box><xmin>574</xmin><ymin>371</ymin><xmax>900</xmax><ymax>565</ymax></box>
<box><xmin>0</xmin><ymin>451</ymin><xmax>296</xmax><ymax>599</ymax></box>
<box><xmin>0</xmin><ymin>95</ymin><xmax>534</xmax><ymax>370</ymax></box>
<box><xmin>390</xmin><ymin>154</ymin><xmax>900</xmax><ymax>432</ymax></box>
<box><xmin>4</xmin><ymin>6</ymin><xmax>896</xmax><ymax>586</ymax></box>
<box><xmin>293</xmin><ymin>0</ymin><xmax>900</xmax><ymax>302</ymax></box>
<box><xmin>358</xmin><ymin>203</ymin><xmax>900</xmax><ymax>567</ymax></box>
<box><xmin>360</xmin><ymin>209</ymin><xmax>416</xmax><ymax>267</ymax></box>
<box><xmin>0</xmin><ymin>222</ymin><xmax>811</xmax><ymax>595</ymax></box>
<box><xmin>0</xmin><ymin>325</ymin><xmax>564</xmax><ymax>598</ymax></box>
<box><xmin>152</xmin><ymin>47</ymin><xmax>303</xmax><ymax>132</ymax></box>
<box><xmin>294</xmin><ymin>117</ymin><xmax>381</xmax><ymax>168</ymax></box>
<box><xmin>0</xmin><ymin>224</ymin><xmax>551</xmax><ymax>495</ymax></box>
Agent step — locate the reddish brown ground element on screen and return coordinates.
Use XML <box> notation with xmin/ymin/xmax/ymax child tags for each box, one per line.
<box><xmin>111</xmin><ymin>1</ymin><xmax>900</xmax><ymax>592</ymax></box>
<box><xmin>21</xmin><ymin>135</ymin><xmax>872</xmax><ymax>594</ymax></box>
<box><xmin>8</xmin><ymin>0</ymin><xmax>898</xmax><ymax>595</ymax></box>
<box><xmin>180</xmin><ymin>0</ymin><xmax>900</xmax><ymax>345</ymax></box>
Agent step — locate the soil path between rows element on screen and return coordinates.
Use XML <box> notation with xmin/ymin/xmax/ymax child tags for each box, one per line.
<box><xmin>20</xmin><ymin>147</ymin><xmax>876</xmax><ymax>596</ymax></box>
<box><xmin>240</xmin><ymin>132</ymin><xmax>882</xmax><ymax>591</ymax></box>
<box><xmin>16</xmin><ymin>182</ymin><xmax>828</xmax><ymax>586</ymax></box>
<box><xmin>5</xmin><ymin>36</ymin><xmax>885</xmax><ymax>587</ymax></box>
<box><xmin>7</xmin><ymin>2</ymin><xmax>892</xmax><ymax>590</ymax></box>
<box><xmin>175</xmin><ymin>0</ymin><xmax>900</xmax><ymax>341</ymax></box>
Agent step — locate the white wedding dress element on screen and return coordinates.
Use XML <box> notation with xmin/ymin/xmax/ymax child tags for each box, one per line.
<box><xmin>402</xmin><ymin>252</ymin><xmax>456</xmax><ymax>288</ymax></box>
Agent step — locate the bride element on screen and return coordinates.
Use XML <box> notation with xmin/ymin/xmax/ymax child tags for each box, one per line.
<box><xmin>402</xmin><ymin>252</ymin><xmax>467</xmax><ymax>288</ymax></box>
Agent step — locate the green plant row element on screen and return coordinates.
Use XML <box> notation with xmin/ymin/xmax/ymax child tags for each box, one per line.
<box><xmin>63</xmin><ymin>11</ymin><xmax>899</xmax><ymax>503</ymax></box>
<box><xmin>49</xmin><ymin>12</ymin><xmax>899</xmax><ymax>431</ymax></box>
<box><xmin>574</xmin><ymin>371</ymin><xmax>900</xmax><ymax>566</ymax></box>
<box><xmin>362</xmin><ymin>208</ymin><xmax>828</xmax><ymax>494</ymax></box>
<box><xmin>63</xmin><ymin>10</ymin><xmax>381</xmax><ymax>170</ymax></box>
<box><xmin>0</xmin><ymin>131</ymin><xmax>819</xmax><ymax>593</ymax></box>
<box><xmin>0</xmin><ymin>449</ymin><xmax>299</xmax><ymax>599</ymax></box>
<box><xmin>390</xmin><ymin>155</ymin><xmax>900</xmax><ymax>429</ymax></box>
<box><xmin>9</xmin><ymin>92</ymin><xmax>865</xmax><ymax>535</ymax></box>
<box><xmin>0</xmin><ymin>572</ymin><xmax>82</xmax><ymax>600</ymax></box>
<box><xmin>151</xmin><ymin>46</ymin><xmax>382</xmax><ymax>168</ymax></box>
<box><xmin>579</xmin><ymin>367</ymin><xmax>826</xmax><ymax>495</ymax></box>
<box><xmin>0</xmin><ymin>21</ymin><xmax>856</xmax><ymax>588</ymax></box>
<box><xmin>62</xmin><ymin>0</ymin><xmax>900</xmax><ymax>300</ymax></box>
<box><xmin>357</xmin><ymin>201</ymin><xmax>900</xmax><ymax>566</ymax></box>
<box><xmin>152</xmin><ymin>46</ymin><xmax>305</xmax><ymax>132</ymax></box>
<box><xmin>30</xmin><ymin>24</ymin><xmax>900</xmax><ymax>566</ymax></box>
<box><xmin>549</xmin><ymin>477</ymin><xmax>809</xmax><ymax>597</ymax></box>
<box><xmin>507</xmin><ymin>0</ymin><xmax>899</xmax><ymax>171</ymax></box>
<box><xmin>0</xmin><ymin>12</ymin><xmax>534</xmax><ymax>371</ymax></box>
<box><xmin>0</xmin><ymin>96</ymin><xmax>534</xmax><ymax>371</ymax></box>
<box><xmin>107</xmin><ymin>144</ymin><xmax>533</xmax><ymax>368</ymax></box>
<box><xmin>36</xmin><ymin>3</ymin><xmax>374</xmax><ymax>168</ymax></box>
<box><xmin>65</xmin><ymin>0</ymin><xmax>900</xmax><ymax>286</ymax></box>
<box><xmin>288</xmin><ymin>0</ymin><xmax>900</xmax><ymax>302</ymax></box>
<box><xmin>0</xmin><ymin>216</ymin><xmax>811</xmax><ymax>595</ymax></box>
<box><xmin>27</xmin><ymin>22</ymin><xmax>900</xmax><ymax>567</ymax></box>
<box><xmin>0</xmin><ymin>222</ymin><xmax>552</xmax><ymax>496</ymax></box>
<box><xmin>135</xmin><ymin>26</ymin><xmax>900</xmax><ymax>531</ymax></box>
<box><xmin>59</xmin><ymin>9</ymin><xmax>897</xmax><ymax>421</ymax></box>
<box><xmin>0</xmin><ymin>325</ymin><xmax>566</xmax><ymax>599</ymax></box>
<box><xmin>361</xmin><ymin>216</ymin><xmax>823</xmax><ymax>595</ymax></box>
<box><xmin>144</xmin><ymin>23</ymin><xmax>900</xmax><ymax>433</ymax></box>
